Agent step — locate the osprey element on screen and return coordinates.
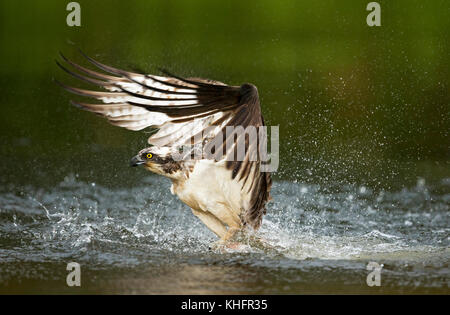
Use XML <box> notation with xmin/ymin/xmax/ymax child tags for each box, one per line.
<box><xmin>56</xmin><ymin>52</ymin><xmax>272</xmax><ymax>243</ymax></box>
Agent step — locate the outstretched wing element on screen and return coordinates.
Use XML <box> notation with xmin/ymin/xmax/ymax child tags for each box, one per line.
<box><xmin>56</xmin><ymin>51</ymin><xmax>271</xmax><ymax>229</ymax></box>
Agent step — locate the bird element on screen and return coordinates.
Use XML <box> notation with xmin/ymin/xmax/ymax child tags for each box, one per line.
<box><xmin>56</xmin><ymin>51</ymin><xmax>272</xmax><ymax>243</ymax></box>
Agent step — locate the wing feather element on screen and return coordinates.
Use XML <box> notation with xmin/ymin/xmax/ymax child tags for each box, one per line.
<box><xmin>57</xmin><ymin>52</ymin><xmax>271</xmax><ymax>229</ymax></box>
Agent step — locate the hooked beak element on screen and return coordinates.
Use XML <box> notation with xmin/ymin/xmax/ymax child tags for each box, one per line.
<box><xmin>130</xmin><ymin>155</ymin><xmax>145</xmax><ymax>167</ymax></box>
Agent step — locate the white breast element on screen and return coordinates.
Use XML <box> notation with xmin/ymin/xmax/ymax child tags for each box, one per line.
<box><xmin>171</xmin><ymin>160</ymin><xmax>244</xmax><ymax>219</ymax></box>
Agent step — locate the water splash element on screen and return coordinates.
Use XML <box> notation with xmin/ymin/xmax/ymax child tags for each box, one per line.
<box><xmin>0</xmin><ymin>176</ymin><xmax>448</xmax><ymax>290</ymax></box>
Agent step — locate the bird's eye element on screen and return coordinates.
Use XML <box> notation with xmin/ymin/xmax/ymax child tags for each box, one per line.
<box><xmin>146</xmin><ymin>153</ymin><xmax>153</xmax><ymax>159</ymax></box>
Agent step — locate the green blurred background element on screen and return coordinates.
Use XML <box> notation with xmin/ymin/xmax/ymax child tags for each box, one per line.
<box><xmin>0</xmin><ymin>0</ymin><xmax>448</xmax><ymax>190</ymax></box>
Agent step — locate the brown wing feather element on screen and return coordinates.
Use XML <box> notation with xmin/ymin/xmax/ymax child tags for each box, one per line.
<box><xmin>57</xmin><ymin>52</ymin><xmax>272</xmax><ymax>229</ymax></box>
<box><xmin>223</xmin><ymin>84</ymin><xmax>272</xmax><ymax>229</ymax></box>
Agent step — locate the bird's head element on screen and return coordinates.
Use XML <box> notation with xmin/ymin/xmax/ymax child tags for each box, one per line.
<box><xmin>130</xmin><ymin>147</ymin><xmax>182</xmax><ymax>179</ymax></box>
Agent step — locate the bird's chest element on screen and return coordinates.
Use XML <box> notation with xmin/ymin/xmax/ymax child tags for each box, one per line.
<box><xmin>171</xmin><ymin>161</ymin><xmax>241</xmax><ymax>213</ymax></box>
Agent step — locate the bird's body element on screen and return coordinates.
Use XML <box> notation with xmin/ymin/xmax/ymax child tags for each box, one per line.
<box><xmin>170</xmin><ymin>159</ymin><xmax>244</xmax><ymax>239</ymax></box>
<box><xmin>57</xmin><ymin>51</ymin><xmax>272</xmax><ymax>242</ymax></box>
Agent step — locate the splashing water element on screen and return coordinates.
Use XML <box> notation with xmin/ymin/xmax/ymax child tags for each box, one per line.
<box><xmin>0</xmin><ymin>175</ymin><xmax>448</xmax><ymax>293</ymax></box>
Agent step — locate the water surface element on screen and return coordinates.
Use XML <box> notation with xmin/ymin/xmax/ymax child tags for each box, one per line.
<box><xmin>1</xmin><ymin>175</ymin><xmax>448</xmax><ymax>294</ymax></box>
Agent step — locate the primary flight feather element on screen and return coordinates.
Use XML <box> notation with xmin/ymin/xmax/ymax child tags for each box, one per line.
<box><xmin>57</xmin><ymin>51</ymin><xmax>272</xmax><ymax>242</ymax></box>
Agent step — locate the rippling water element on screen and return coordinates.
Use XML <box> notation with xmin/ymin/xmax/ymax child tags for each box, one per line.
<box><xmin>0</xmin><ymin>175</ymin><xmax>448</xmax><ymax>294</ymax></box>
